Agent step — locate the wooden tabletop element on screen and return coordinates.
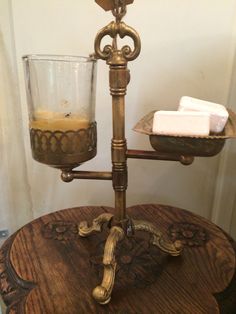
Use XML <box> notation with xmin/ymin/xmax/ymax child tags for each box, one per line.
<box><xmin>0</xmin><ymin>204</ymin><xmax>236</xmax><ymax>313</ymax></box>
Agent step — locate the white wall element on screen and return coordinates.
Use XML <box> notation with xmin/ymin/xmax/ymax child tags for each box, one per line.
<box><xmin>9</xmin><ymin>1</ymin><xmax>236</xmax><ymax>223</ymax></box>
<box><xmin>0</xmin><ymin>0</ymin><xmax>32</xmax><ymax>233</ymax></box>
<box><xmin>212</xmin><ymin>43</ymin><xmax>236</xmax><ymax>236</ymax></box>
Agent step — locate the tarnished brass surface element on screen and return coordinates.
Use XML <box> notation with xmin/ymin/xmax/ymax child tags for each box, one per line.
<box><xmin>133</xmin><ymin>220</ymin><xmax>183</xmax><ymax>256</ymax></box>
<box><xmin>30</xmin><ymin>122</ymin><xmax>97</xmax><ymax>169</ymax></box>
<box><xmin>93</xmin><ymin>0</ymin><xmax>141</xmax><ymax>222</ymax></box>
<box><xmin>78</xmin><ymin>213</ymin><xmax>114</xmax><ymax>237</ymax></box>
<box><xmin>150</xmin><ymin>135</ymin><xmax>225</xmax><ymax>157</ymax></box>
<box><xmin>95</xmin><ymin>21</ymin><xmax>141</xmax><ymax>64</ymax></box>
<box><xmin>126</xmin><ymin>149</ymin><xmax>194</xmax><ymax>165</ymax></box>
<box><xmin>95</xmin><ymin>0</ymin><xmax>134</xmax><ymax>11</ymax></box>
<box><xmin>81</xmin><ymin>214</ymin><xmax>183</xmax><ymax>305</ymax></box>
<box><xmin>179</xmin><ymin>156</ymin><xmax>195</xmax><ymax>166</ymax></box>
<box><xmin>61</xmin><ymin>170</ymin><xmax>112</xmax><ymax>183</ymax></box>
<box><xmin>92</xmin><ymin>226</ymin><xmax>124</xmax><ymax>304</ymax></box>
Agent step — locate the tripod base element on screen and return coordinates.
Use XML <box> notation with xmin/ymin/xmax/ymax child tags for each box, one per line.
<box><xmin>79</xmin><ymin>213</ymin><xmax>183</xmax><ymax>304</ymax></box>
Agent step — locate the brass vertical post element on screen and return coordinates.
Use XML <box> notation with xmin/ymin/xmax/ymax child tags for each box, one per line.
<box><xmin>93</xmin><ymin>1</ymin><xmax>141</xmax><ymax>223</ymax></box>
<box><xmin>110</xmin><ymin>62</ymin><xmax>129</xmax><ymax>221</ymax></box>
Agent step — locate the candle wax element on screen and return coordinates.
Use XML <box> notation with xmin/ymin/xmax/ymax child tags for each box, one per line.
<box><xmin>30</xmin><ymin>118</ymin><xmax>90</xmax><ymax>131</ymax></box>
<box><xmin>30</xmin><ymin>110</ymin><xmax>90</xmax><ymax>131</ymax></box>
<box><xmin>29</xmin><ymin>111</ymin><xmax>96</xmax><ymax>168</ymax></box>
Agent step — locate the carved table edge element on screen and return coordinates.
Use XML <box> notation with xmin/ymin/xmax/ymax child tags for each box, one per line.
<box><xmin>213</xmin><ymin>229</ymin><xmax>236</xmax><ymax>313</ymax></box>
<box><xmin>0</xmin><ymin>232</ymin><xmax>36</xmax><ymax>313</ymax></box>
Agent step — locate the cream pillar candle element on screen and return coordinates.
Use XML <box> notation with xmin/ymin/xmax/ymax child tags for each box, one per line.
<box><xmin>30</xmin><ymin>110</ymin><xmax>90</xmax><ymax>131</ymax></box>
<box><xmin>29</xmin><ymin>110</ymin><xmax>96</xmax><ymax>168</ymax></box>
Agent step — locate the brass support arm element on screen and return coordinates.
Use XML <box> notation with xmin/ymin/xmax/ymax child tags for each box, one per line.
<box><xmin>126</xmin><ymin>149</ymin><xmax>194</xmax><ymax>166</ymax></box>
<box><xmin>61</xmin><ymin>170</ymin><xmax>112</xmax><ymax>183</ymax></box>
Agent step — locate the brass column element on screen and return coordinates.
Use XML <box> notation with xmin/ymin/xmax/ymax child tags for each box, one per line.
<box><xmin>93</xmin><ymin>2</ymin><xmax>141</xmax><ymax>222</ymax></box>
<box><xmin>110</xmin><ymin>62</ymin><xmax>129</xmax><ymax>221</ymax></box>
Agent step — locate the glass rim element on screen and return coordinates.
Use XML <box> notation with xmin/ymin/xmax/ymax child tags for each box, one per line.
<box><xmin>22</xmin><ymin>54</ymin><xmax>97</xmax><ymax>63</ymax></box>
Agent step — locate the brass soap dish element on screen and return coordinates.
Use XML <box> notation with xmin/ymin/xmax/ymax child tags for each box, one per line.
<box><xmin>133</xmin><ymin>109</ymin><xmax>236</xmax><ymax>157</ymax></box>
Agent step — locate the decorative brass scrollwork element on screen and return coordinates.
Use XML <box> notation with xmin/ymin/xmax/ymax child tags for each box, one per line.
<box><xmin>94</xmin><ymin>21</ymin><xmax>141</xmax><ymax>63</ymax></box>
<box><xmin>30</xmin><ymin>122</ymin><xmax>97</xmax><ymax>169</ymax></box>
<box><xmin>92</xmin><ymin>226</ymin><xmax>125</xmax><ymax>304</ymax></box>
<box><xmin>133</xmin><ymin>220</ymin><xmax>183</xmax><ymax>256</ymax></box>
<box><xmin>79</xmin><ymin>213</ymin><xmax>114</xmax><ymax>237</ymax></box>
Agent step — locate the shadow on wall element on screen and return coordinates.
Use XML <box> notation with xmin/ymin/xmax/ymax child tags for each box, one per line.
<box><xmin>228</xmin><ymin>141</ymin><xmax>236</xmax><ymax>239</ymax></box>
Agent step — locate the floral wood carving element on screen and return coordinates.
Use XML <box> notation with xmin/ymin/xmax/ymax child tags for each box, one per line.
<box><xmin>90</xmin><ymin>235</ymin><xmax>165</xmax><ymax>289</ymax></box>
<box><xmin>42</xmin><ymin>221</ymin><xmax>78</xmax><ymax>241</ymax></box>
<box><xmin>168</xmin><ymin>223</ymin><xmax>209</xmax><ymax>247</ymax></box>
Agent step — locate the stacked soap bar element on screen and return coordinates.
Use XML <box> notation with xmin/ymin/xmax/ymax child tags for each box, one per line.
<box><xmin>152</xmin><ymin>97</ymin><xmax>229</xmax><ymax>136</ymax></box>
<box><xmin>179</xmin><ymin>96</ymin><xmax>229</xmax><ymax>133</ymax></box>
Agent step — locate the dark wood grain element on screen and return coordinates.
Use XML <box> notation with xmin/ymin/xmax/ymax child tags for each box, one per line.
<box><xmin>0</xmin><ymin>204</ymin><xmax>235</xmax><ymax>313</ymax></box>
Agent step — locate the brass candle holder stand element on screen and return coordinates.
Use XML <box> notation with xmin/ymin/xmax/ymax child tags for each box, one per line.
<box><xmin>63</xmin><ymin>1</ymin><xmax>186</xmax><ymax>304</ymax></box>
<box><xmin>23</xmin><ymin>0</ymin><xmax>236</xmax><ymax>305</ymax></box>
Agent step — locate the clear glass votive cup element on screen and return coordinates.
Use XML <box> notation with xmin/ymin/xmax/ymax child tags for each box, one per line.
<box><xmin>23</xmin><ymin>55</ymin><xmax>97</xmax><ymax>169</ymax></box>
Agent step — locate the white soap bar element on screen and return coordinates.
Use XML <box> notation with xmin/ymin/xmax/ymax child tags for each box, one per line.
<box><xmin>178</xmin><ymin>96</ymin><xmax>229</xmax><ymax>133</ymax></box>
<box><xmin>152</xmin><ymin>111</ymin><xmax>210</xmax><ymax>136</ymax></box>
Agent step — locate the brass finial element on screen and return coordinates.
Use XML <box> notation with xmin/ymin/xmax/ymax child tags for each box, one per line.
<box><xmin>95</xmin><ymin>0</ymin><xmax>134</xmax><ymax>11</ymax></box>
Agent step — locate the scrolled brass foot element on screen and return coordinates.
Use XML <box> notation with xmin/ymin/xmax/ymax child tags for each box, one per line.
<box><xmin>133</xmin><ymin>219</ymin><xmax>183</xmax><ymax>256</ymax></box>
<box><xmin>79</xmin><ymin>213</ymin><xmax>113</xmax><ymax>237</ymax></box>
<box><xmin>92</xmin><ymin>226</ymin><xmax>124</xmax><ymax>305</ymax></box>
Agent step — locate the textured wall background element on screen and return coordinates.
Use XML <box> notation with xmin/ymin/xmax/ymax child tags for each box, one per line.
<box><xmin>1</xmin><ymin>0</ymin><xmax>236</xmax><ymax>234</ymax></box>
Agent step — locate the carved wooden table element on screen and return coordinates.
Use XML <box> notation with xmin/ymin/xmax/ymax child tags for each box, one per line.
<box><xmin>0</xmin><ymin>204</ymin><xmax>236</xmax><ymax>313</ymax></box>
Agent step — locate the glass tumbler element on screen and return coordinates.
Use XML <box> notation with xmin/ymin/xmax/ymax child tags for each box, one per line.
<box><xmin>23</xmin><ymin>55</ymin><xmax>97</xmax><ymax>169</ymax></box>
